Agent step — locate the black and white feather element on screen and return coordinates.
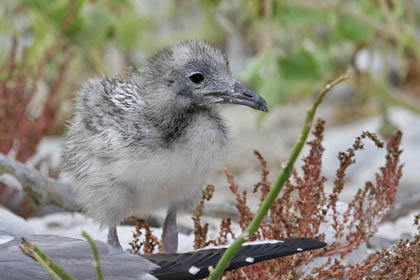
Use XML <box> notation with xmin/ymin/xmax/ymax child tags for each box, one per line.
<box><xmin>147</xmin><ymin>238</ymin><xmax>326</xmax><ymax>280</ymax></box>
<box><xmin>0</xmin><ymin>230</ymin><xmax>326</xmax><ymax>280</ymax></box>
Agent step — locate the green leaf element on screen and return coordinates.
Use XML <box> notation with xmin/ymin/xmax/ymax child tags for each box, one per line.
<box><xmin>278</xmin><ymin>5</ymin><xmax>327</xmax><ymax>27</ymax></box>
<box><xmin>242</xmin><ymin>51</ymin><xmax>271</xmax><ymax>90</ymax></box>
<box><xmin>75</xmin><ymin>5</ymin><xmax>112</xmax><ymax>48</ymax></box>
<box><xmin>335</xmin><ymin>15</ymin><xmax>373</xmax><ymax>43</ymax></box>
<box><xmin>48</xmin><ymin>0</ymin><xmax>70</xmax><ymax>27</ymax></box>
<box><xmin>114</xmin><ymin>11</ymin><xmax>146</xmax><ymax>51</ymax></box>
<box><xmin>243</xmin><ymin>50</ymin><xmax>296</xmax><ymax>109</ymax></box>
<box><xmin>278</xmin><ymin>48</ymin><xmax>321</xmax><ymax>80</ymax></box>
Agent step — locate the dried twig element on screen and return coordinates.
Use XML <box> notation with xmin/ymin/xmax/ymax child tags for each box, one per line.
<box><xmin>0</xmin><ymin>153</ymin><xmax>79</xmax><ymax>210</ymax></box>
<box><xmin>129</xmin><ymin>218</ymin><xmax>162</xmax><ymax>254</ymax></box>
<box><xmin>193</xmin><ymin>185</ymin><xmax>216</xmax><ymax>249</ymax></box>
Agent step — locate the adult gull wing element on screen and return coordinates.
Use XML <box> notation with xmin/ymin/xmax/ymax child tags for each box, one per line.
<box><xmin>0</xmin><ymin>230</ymin><xmax>326</xmax><ymax>280</ymax></box>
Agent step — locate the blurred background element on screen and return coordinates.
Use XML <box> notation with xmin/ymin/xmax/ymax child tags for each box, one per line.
<box><xmin>1</xmin><ymin>0</ymin><xmax>420</xmax><ymax>242</ymax></box>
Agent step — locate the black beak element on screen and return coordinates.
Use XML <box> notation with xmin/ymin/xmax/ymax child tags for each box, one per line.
<box><xmin>204</xmin><ymin>82</ymin><xmax>268</xmax><ymax>112</ymax></box>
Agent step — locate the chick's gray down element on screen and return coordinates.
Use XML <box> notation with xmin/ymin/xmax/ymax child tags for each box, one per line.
<box><xmin>62</xmin><ymin>40</ymin><xmax>268</xmax><ymax>251</ymax></box>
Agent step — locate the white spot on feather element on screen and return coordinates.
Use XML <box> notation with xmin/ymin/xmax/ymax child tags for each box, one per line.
<box><xmin>245</xmin><ymin>257</ymin><xmax>254</xmax><ymax>263</ymax></box>
<box><xmin>189</xmin><ymin>266</ymin><xmax>200</xmax><ymax>275</ymax></box>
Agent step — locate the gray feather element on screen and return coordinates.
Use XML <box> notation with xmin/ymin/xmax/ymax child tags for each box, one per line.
<box><xmin>0</xmin><ymin>230</ymin><xmax>158</xmax><ymax>280</ymax></box>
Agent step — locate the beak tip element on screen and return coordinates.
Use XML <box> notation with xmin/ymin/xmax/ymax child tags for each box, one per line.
<box><xmin>259</xmin><ymin>99</ymin><xmax>269</xmax><ymax>113</ymax></box>
<box><xmin>262</xmin><ymin>103</ymin><xmax>269</xmax><ymax>113</ymax></box>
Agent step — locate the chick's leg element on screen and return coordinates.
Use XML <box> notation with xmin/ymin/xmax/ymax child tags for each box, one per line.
<box><xmin>162</xmin><ymin>206</ymin><xmax>178</xmax><ymax>253</ymax></box>
<box><xmin>107</xmin><ymin>226</ymin><xmax>122</xmax><ymax>250</ymax></box>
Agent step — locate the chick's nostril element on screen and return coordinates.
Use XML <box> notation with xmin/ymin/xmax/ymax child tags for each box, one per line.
<box><xmin>243</xmin><ymin>92</ymin><xmax>253</xmax><ymax>98</ymax></box>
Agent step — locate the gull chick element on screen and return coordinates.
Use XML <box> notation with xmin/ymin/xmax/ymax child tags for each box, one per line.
<box><xmin>63</xmin><ymin>40</ymin><xmax>268</xmax><ymax>252</ymax></box>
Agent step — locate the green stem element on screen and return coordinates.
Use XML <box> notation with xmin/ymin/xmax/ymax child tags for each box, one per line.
<box><xmin>20</xmin><ymin>238</ymin><xmax>76</xmax><ymax>280</ymax></box>
<box><xmin>82</xmin><ymin>231</ymin><xmax>104</xmax><ymax>280</ymax></box>
<box><xmin>21</xmin><ymin>247</ymin><xmax>61</xmax><ymax>280</ymax></box>
<box><xmin>208</xmin><ymin>72</ymin><xmax>350</xmax><ymax>279</ymax></box>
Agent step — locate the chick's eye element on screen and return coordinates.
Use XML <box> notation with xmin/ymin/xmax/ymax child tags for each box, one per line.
<box><xmin>189</xmin><ymin>72</ymin><xmax>204</xmax><ymax>84</ymax></box>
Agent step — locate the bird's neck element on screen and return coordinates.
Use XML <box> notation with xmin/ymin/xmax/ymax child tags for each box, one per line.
<box><xmin>149</xmin><ymin>105</ymin><xmax>221</xmax><ymax>147</ymax></box>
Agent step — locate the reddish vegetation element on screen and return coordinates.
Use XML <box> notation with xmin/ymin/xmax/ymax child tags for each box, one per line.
<box><xmin>129</xmin><ymin>218</ymin><xmax>162</xmax><ymax>255</ymax></box>
<box><xmin>349</xmin><ymin>213</ymin><xmax>420</xmax><ymax>279</ymax></box>
<box><xmin>130</xmin><ymin>119</ymin><xmax>411</xmax><ymax>279</ymax></box>
<box><xmin>193</xmin><ymin>184</ymin><xmax>217</xmax><ymax>250</ymax></box>
<box><xmin>0</xmin><ymin>37</ymin><xmax>72</xmax><ymax>217</ymax></box>
<box><xmin>0</xmin><ymin>4</ymin><xmax>76</xmax><ymax>215</ymax></box>
<box><xmin>0</xmin><ymin>37</ymin><xmax>71</xmax><ymax>162</ymax></box>
<box><xmin>0</xmin><ymin>1</ymin><xmax>78</xmax><ymax>162</ymax></box>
